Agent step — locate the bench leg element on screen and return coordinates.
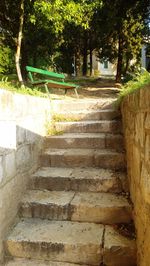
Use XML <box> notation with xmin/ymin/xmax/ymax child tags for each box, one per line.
<box><xmin>65</xmin><ymin>88</ymin><xmax>68</xmax><ymax>95</ymax></box>
<box><xmin>44</xmin><ymin>84</ymin><xmax>51</xmax><ymax>101</ymax></box>
<box><xmin>74</xmin><ymin>88</ymin><xmax>79</xmax><ymax>98</ymax></box>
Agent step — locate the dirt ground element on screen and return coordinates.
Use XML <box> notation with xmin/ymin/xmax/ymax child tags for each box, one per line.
<box><xmin>49</xmin><ymin>78</ymin><xmax>121</xmax><ymax>100</ymax></box>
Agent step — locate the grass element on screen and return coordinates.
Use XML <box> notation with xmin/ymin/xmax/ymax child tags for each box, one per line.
<box><xmin>45</xmin><ymin>120</ymin><xmax>64</xmax><ymax>136</ymax></box>
<box><xmin>117</xmin><ymin>70</ymin><xmax>150</xmax><ymax>105</ymax></box>
<box><xmin>0</xmin><ymin>74</ymin><xmax>92</xmax><ymax>98</ymax></box>
<box><xmin>45</xmin><ymin>113</ymin><xmax>78</xmax><ymax>135</ymax></box>
<box><xmin>0</xmin><ymin>73</ymin><xmax>17</xmax><ymax>81</ymax></box>
<box><xmin>52</xmin><ymin>113</ymin><xmax>79</xmax><ymax>122</ymax></box>
<box><xmin>46</xmin><ymin>126</ymin><xmax>64</xmax><ymax>136</ymax></box>
<box><xmin>0</xmin><ymin>81</ymin><xmax>47</xmax><ymax>97</ymax></box>
<box><xmin>0</xmin><ymin>75</ymin><xmax>47</xmax><ymax>98</ymax></box>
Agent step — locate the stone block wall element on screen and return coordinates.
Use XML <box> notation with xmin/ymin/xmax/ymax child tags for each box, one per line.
<box><xmin>121</xmin><ymin>86</ymin><xmax>150</xmax><ymax>266</ymax></box>
<box><xmin>0</xmin><ymin>90</ymin><xmax>51</xmax><ymax>263</ymax></box>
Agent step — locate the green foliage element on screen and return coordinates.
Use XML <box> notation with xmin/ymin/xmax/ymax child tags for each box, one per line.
<box><xmin>21</xmin><ymin>0</ymin><xmax>101</xmax><ymax>77</ymax></box>
<box><xmin>117</xmin><ymin>70</ymin><xmax>150</xmax><ymax>104</ymax></box>
<box><xmin>0</xmin><ymin>45</ymin><xmax>15</xmax><ymax>74</ymax></box>
<box><xmin>33</xmin><ymin>0</ymin><xmax>100</xmax><ymax>32</ymax></box>
<box><xmin>0</xmin><ymin>73</ymin><xmax>17</xmax><ymax>81</ymax></box>
<box><xmin>95</xmin><ymin>0</ymin><xmax>149</xmax><ymax>80</ymax></box>
<box><xmin>52</xmin><ymin>113</ymin><xmax>79</xmax><ymax>122</ymax></box>
<box><xmin>45</xmin><ymin>120</ymin><xmax>64</xmax><ymax>136</ymax></box>
<box><xmin>0</xmin><ymin>0</ymin><xmax>149</xmax><ymax>81</ymax></box>
<box><xmin>121</xmin><ymin>12</ymin><xmax>143</xmax><ymax>74</ymax></box>
<box><xmin>0</xmin><ymin>78</ymin><xmax>47</xmax><ymax>98</ymax></box>
<box><xmin>27</xmin><ymin>0</ymin><xmax>102</xmax><ymax>75</ymax></box>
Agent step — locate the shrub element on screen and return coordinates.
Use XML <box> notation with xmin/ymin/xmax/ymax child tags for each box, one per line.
<box><xmin>117</xmin><ymin>70</ymin><xmax>150</xmax><ymax>105</ymax></box>
<box><xmin>0</xmin><ymin>46</ymin><xmax>15</xmax><ymax>74</ymax></box>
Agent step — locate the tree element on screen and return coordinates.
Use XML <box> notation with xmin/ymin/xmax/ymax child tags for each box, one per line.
<box><xmin>1</xmin><ymin>0</ymin><xmax>149</xmax><ymax>83</ymax></box>
<box><xmin>53</xmin><ymin>0</ymin><xmax>102</xmax><ymax>77</ymax></box>
<box><xmin>0</xmin><ymin>0</ymin><xmax>97</xmax><ymax>82</ymax></box>
<box><xmin>94</xmin><ymin>0</ymin><xmax>150</xmax><ymax>82</ymax></box>
<box><xmin>15</xmin><ymin>0</ymin><xmax>24</xmax><ymax>86</ymax></box>
<box><xmin>0</xmin><ymin>0</ymin><xmax>26</xmax><ymax>84</ymax></box>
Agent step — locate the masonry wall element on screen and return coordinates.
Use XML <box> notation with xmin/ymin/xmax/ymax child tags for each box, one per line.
<box><xmin>121</xmin><ymin>86</ymin><xmax>150</xmax><ymax>266</ymax></box>
<box><xmin>0</xmin><ymin>89</ymin><xmax>51</xmax><ymax>263</ymax></box>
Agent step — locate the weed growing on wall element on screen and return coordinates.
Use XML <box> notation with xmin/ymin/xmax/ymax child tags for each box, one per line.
<box><xmin>52</xmin><ymin>113</ymin><xmax>79</xmax><ymax>122</ymax></box>
<box><xmin>117</xmin><ymin>70</ymin><xmax>150</xmax><ymax>105</ymax></box>
<box><xmin>45</xmin><ymin>118</ymin><xmax>64</xmax><ymax>136</ymax></box>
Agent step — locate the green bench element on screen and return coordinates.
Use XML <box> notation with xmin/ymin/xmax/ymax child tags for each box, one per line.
<box><xmin>26</xmin><ymin>66</ymin><xmax>79</xmax><ymax>98</ymax></box>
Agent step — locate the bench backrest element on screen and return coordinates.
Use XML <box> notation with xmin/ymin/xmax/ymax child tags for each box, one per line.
<box><xmin>26</xmin><ymin>66</ymin><xmax>65</xmax><ymax>82</ymax></box>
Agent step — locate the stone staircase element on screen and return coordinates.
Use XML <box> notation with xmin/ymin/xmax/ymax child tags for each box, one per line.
<box><xmin>4</xmin><ymin>98</ymin><xmax>136</xmax><ymax>266</ymax></box>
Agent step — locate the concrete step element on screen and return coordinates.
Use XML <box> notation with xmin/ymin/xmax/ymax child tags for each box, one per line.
<box><xmin>52</xmin><ymin>98</ymin><xmax>117</xmax><ymax>112</ymax></box>
<box><xmin>5</xmin><ymin>219</ymin><xmax>136</xmax><ymax>266</ymax></box>
<box><xmin>5</xmin><ymin>259</ymin><xmax>89</xmax><ymax>266</ymax></box>
<box><xmin>41</xmin><ymin>148</ymin><xmax>126</xmax><ymax>170</ymax></box>
<box><xmin>44</xmin><ymin>133</ymin><xmax>123</xmax><ymax>150</ymax></box>
<box><xmin>31</xmin><ymin>167</ymin><xmax>127</xmax><ymax>193</ymax></box>
<box><xmin>20</xmin><ymin>190</ymin><xmax>132</xmax><ymax>224</ymax></box>
<box><xmin>103</xmin><ymin>226</ymin><xmax>136</xmax><ymax>266</ymax></box>
<box><xmin>53</xmin><ymin>109</ymin><xmax>120</xmax><ymax>121</ymax></box>
<box><xmin>54</xmin><ymin>120</ymin><xmax>122</xmax><ymax>134</ymax></box>
<box><xmin>5</xmin><ymin>219</ymin><xmax>104</xmax><ymax>265</ymax></box>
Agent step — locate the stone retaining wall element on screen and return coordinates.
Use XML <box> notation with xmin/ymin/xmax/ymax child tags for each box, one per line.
<box><xmin>121</xmin><ymin>86</ymin><xmax>150</xmax><ymax>266</ymax></box>
<box><xmin>0</xmin><ymin>89</ymin><xmax>51</xmax><ymax>263</ymax></box>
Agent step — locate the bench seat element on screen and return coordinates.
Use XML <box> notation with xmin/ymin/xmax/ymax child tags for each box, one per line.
<box><xmin>31</xmin><ymin>79</ymin><xmax>77</xmax><ymax>89</ymax></box>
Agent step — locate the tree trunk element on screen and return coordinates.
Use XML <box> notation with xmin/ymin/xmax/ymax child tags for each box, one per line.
<box><xmin>89</xmin><ymin>45</ymin><xmax>93</xmax><ymax>76</ymax></box>
<box><xmin>124</xmin><ymin>56</ymin><xmax>130</xmax><ymax>75</ymax></box>
<box><xmin>33</xmin><ymin>51</ymin><xmax>37</xmax><ymax>67</ymax></box>
<box><xmin>75</xmin><ymin>48</ymin><xmax>81</xmax><ymax>77</ymax></box>
<box><xmin>15</xmin><ymin>0</ymin><xmax>24</xmax><ymax>87</ymax></box>
<box><xmin>82</xmin><ymin>34</ymin><xmax>88</xmax><ymax>76</ymax></box>
<box><xmin>21</xmin><ymin>41</ymin><xmax>28</xmax><ymax>81</ymax></box>
<box><xmin>116</xmin><ymin>34</ymin><xmax>123</xmax><ymax>83</ymax></box>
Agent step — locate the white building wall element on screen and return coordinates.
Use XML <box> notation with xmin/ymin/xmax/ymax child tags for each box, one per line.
<box><xmin>91</xmin><ymin>45</ymin><xmax>147</xmax><ymax>77</ymax></box>
<box><xmin>98</xmin><ymin>61</ymin><xmax>117</xmax><ymax>76</ymax></box>
<box><xmin>92</xmin><ymin>52</ymin><xmax>117</xmax><ymax>76</ymax></box>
